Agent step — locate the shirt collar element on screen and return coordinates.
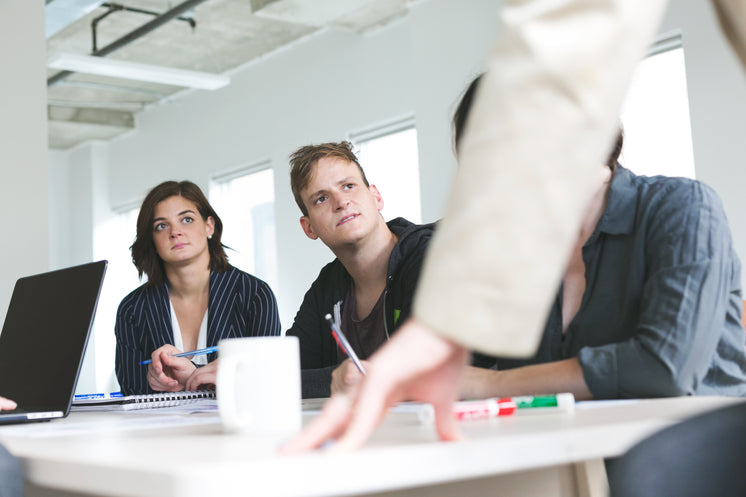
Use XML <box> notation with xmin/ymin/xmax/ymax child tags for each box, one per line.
<box><xmin>596</xmin><ymin>165</ymin><xmax>638</xmax><ymax>236</ymax></box>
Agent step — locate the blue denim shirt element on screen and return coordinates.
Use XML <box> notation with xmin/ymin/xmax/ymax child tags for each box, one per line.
<box><xmin>495</xmin><ymin>166</ymin><xmax>746</xmax><ymax>398</ymax></box>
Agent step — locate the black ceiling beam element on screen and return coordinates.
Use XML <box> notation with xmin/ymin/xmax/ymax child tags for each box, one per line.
<box><xmin>47</xmin><ymin>0</ymin><xmax>207</xmax><ymax>87</ymax></box>
<box><xmin>93</xmin><ymin>3</ymin><xmax>196</xmax><ymax>52</ymax></box>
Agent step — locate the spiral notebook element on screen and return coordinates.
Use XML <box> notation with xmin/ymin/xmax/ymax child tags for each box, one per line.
<box><xmin>72</xmin><ymin>390</ymin><xmax>216</xmax><ymax>411</ymax></box>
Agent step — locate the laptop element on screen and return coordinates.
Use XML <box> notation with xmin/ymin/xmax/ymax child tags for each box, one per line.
<box><xmin>0</xmin><ymin>261</ymin><xmax>107</xmax><ymax>424</ymax></box>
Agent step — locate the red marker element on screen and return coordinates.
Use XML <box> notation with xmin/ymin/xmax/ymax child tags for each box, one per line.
<box><xmin>418</xmin><ymin>397</ymin><xmax>517</xmax><ymax>423</ymax></box>
<box><xmin>452</xmin><ymin>398</ymin><xmax>517</xmax><ymax>420</ymax></box>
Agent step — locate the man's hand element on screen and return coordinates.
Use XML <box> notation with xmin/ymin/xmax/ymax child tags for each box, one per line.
<box><xmin>330</xmin><ymin>358</ymin><xmax>370</xmax><ymax>395</ymax></box>
<box><xmin>0</xmin><ymin>396</ymin><xmax>16</xmax><ymax>411</ymax></box>
<box><xmin>185</xmin><ymin>360</ymin><xmax>218</xmax><ymax>391</ymax></box>
<box><xmin>280</xmin><ymin>318</ymin><xmax>468</xmax><ymax>454</ymax></box>
<box><xmin>147</xmin><ymin>344</ymin><xmax>196</xmax><ymax>392</ymax></box>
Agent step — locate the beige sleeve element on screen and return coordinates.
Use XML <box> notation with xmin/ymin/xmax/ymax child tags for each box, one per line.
<box><xmin>712</xmin><ymin>0</ymin><xmax>746</xmax><ymax>69</ymax></box>
<box><xmin>413</xmin><ymin>0</ymin><xmax>669</xmax><ymax>357</ymax></box>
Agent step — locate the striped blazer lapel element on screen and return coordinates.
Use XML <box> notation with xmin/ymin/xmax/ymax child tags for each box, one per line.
<box><xmin>207</xmin><ymin>269</ymin><xmax>240</xmax><ymax>349</ymax></box>
<box><xmin>142</xmin><ymin>283</ymin><xmax>174</xmax><ymax>349</ymax></box>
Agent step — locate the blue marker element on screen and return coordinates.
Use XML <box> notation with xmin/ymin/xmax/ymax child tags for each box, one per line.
<box><xmin>140</xmin><ymin>345</ymin><xmax>219</xmax><ymax>365</ymax></box>
<box><xmin>74</xmin><ymin>392</ymin><xmax>124</xmax><ymax>401</ymax></box>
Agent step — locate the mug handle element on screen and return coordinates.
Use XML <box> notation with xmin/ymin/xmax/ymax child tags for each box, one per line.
<box><xmin>217</xmin><ymin>356</ymin><xmax>251</xmax><ymax>429</ymax></box>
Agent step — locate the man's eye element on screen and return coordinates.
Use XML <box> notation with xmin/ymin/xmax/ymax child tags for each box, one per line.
<box><xmin>343</xmin><ymin>183</ymin><xmax>354</xmax><ymax>190</ymax></box>
<box><xmin>314</xmin><ymin>195</ymin><xmax>327</xmax><ymax>205</ymax></box>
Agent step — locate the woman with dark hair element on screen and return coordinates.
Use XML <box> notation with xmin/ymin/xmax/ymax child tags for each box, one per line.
<box><xmin>115</xmin><ymin>180</ymin><xmax>281</xmax><ymax>395</ymax></box>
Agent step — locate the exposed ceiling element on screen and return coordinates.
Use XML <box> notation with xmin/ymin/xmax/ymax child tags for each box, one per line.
<box><xmin>45</xmin><ymin>0</ymin><xmax>412</xmax><ymax>149</ymax></box>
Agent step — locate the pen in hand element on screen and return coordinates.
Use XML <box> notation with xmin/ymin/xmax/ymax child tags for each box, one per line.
<box><xmin>325</xmin><ymin>314</ymin><xmax>366</xmax><ymax>375</ymax></box>
<box><xmin>140</xmin><ymin>345</ymin><xmax>219</xmax><ymax>365</ymax></box>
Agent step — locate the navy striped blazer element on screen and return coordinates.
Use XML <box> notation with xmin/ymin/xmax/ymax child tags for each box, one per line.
<box><xmin>115</xmin><ymin>267</ymin><xmax>281</xmax><ymax>395</ymax></box>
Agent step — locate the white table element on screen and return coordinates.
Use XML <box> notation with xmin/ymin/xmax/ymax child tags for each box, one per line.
<box><xmin>0</xmin><ymin>396</ymin><xmax>742</xmax><ymax>497</ymax></box>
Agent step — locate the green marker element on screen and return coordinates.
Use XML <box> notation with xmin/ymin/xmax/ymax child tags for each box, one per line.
<box><xmin>512</xmin><ymin>393</ymin><xmax>575</xmax><ymax>413</ymax></box>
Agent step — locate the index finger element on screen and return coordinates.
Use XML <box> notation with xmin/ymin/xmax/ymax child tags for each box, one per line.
<box><xmin>279</xmin><ymin>394</ymin><xmax>353</xmax><ymax>455</ymax></box>
<box><xmin>150</xmin><ymin>345</ymin><xmax>178</xmax><ymax>374</ymax></box>
<box><xmin>330</xmin><ymin>373</ymin><xmax>396</xmax><ymax>452</ymax></box>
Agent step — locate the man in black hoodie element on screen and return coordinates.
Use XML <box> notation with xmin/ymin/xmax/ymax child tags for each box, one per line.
<box><xmin>287</xmin><ymin>141</ymin><xmax>435</xmax><ymax>398</ymax></box>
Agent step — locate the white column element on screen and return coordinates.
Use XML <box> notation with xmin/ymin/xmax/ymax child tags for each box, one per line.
<box><xmin>0</xmin><ymin>1</ymin><xmax>49</xmax><ymax>321</ymax></box>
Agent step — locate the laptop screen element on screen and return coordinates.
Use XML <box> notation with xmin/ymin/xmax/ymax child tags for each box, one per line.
<box><xmin>0</xmin><ymin>261</ymin><xmax>106</xmax><ymax>413</ymax></box>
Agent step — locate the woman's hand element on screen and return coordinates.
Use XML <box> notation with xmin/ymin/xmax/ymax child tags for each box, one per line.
<box><xmin>147</xmin><ymin>344</ymin><xmax>196</xmax><ymax>392</ymax></box>
<box><xmin>185</xmin><ymin>360</ymin><xmax>218</xmax><ymax>391</ymax></box>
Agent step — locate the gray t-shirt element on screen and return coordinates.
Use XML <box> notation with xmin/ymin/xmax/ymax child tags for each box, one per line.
<box><xmin>338</xmin><ymin>285</ymin><xmax>387</xmax><ymax>363</ymax></box>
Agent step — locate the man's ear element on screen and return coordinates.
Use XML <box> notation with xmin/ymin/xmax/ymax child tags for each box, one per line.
<box><xmin>369</xmin><ymin>184</ymin><xmax>384</xmax><ymax>212</ymax></box>
<box><xmin>299</xmin><ymin>216</ymin><xmax>318</xmax><ymax>240</ymax></box>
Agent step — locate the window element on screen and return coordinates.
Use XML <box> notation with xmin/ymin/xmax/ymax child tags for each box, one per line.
<box><xmin>210</xmin><ymin>163</ymin><xmax>278</xmax><ymax>291</ymax></box>
<box><xmin>91</xmin><ymin>204</ymin><xmax>140</xmax><ymax>392</ymax></box>
<box><xmin>350</xmin><ymin>116</ymin><xmax>422</xmax><ymax>223</ymax></box>
<box><xmin>619</xmin><ymin>32</ymin><xmax>695</xmax><ymax>178</ymax></box>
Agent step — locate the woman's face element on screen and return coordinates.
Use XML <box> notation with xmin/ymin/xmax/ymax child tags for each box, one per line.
<box><xmin>151</xmin><ymin>195</ymin><xmax>214</xmax><ymax>268</ymax></box>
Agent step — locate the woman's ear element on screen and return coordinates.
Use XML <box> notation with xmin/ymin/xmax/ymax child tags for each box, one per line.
<box><xmin>206</xmin><ymin>216</ymin><xmax>215</xmax><ymax>239</ymax></box>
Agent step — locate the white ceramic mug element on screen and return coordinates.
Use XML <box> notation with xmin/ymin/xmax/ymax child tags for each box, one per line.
<box><xmin>217</xmin><ymin>336</ymin><xmax>301</xmax><ymax>434</ymax></box>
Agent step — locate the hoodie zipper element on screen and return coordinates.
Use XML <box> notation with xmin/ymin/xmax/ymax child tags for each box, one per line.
<box><xmin>383</xmin><ymin>275</ymin><xmax>393</xmax><ymax>339</ymax></box>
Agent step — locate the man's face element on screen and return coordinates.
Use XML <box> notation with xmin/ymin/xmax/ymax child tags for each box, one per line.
<box><xmin>299</xmin><ymin>156</ymin><xmax>384</xmax><ymax>250</ymax></box>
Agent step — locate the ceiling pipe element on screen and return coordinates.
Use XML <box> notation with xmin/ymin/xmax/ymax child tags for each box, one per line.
<box><xmin>92</xmin><ymin>3</ymin><xmax>196</xmax><ymax>52</ymax></box>
<box><xmin>47</xmin><ymin>0</ymin><xmax>207</xmax><ymax>87</ymax></box>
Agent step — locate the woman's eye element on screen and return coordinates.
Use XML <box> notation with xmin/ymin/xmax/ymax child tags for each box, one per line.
<box><xmin>343</xmin><ymin>183</ymin><xmax>354</xmax><ymax>190</ymax></box>
<box><xmin>153</xmin><ymin>223</ymin><xmax>167</xmax><ymax>232</ymax></box>
<box><xmin>182</xmin><ymin>216</ymin><xmax>194</xmax><ymax>223</ymax></box>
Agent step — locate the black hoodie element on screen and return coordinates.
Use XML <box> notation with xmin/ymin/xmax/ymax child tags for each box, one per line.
<box><xmin>287</xmin><ymin>217</ymin><xmax>435</xmax><ymax>398</ymax></box>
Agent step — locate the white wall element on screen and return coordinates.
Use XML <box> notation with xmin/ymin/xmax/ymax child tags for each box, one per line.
<box><xmin>48</xmin><ymin>0</ymin><xmax>746</xmax><ymax>390</ymax></box>
<box><xmin>49</xmin><ymin>142</ymin><xmax>112</xmax><ymax>393</ymax></box>
<box><xmin>0</xmin><ymin>1</ymin><xmax>49</xmax><ymax>321</ymax></box>
<box><xmin>55</xmin><ymin>0</ymin><xmax>498</xmax><ymax>333</ymax></box>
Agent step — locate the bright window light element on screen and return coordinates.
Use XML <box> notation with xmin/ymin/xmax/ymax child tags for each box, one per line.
<box><xmin>91</xmin><ymin>205</ymin><xmax>140</xmax><ymax>393</ymax></box>
<box><xmin>620</xmin><ymin>37</ymin><xmax>695</xmax><ymax>178</ymax></box>
<box><xmin>210</xmin><ymin>166</ymin><xmax>278</xmax><ymax>292</ymax></box>
<box><xmin>351</xmin><ymin>119</ymin><xmax>421</xmax><ymax>223</ymax></box>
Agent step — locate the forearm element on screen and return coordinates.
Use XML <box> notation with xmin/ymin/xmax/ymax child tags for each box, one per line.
<box><xmin>459</xmin><ymin>359</ymin><xmax>593</xmax><ymax>401</ymax></box>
